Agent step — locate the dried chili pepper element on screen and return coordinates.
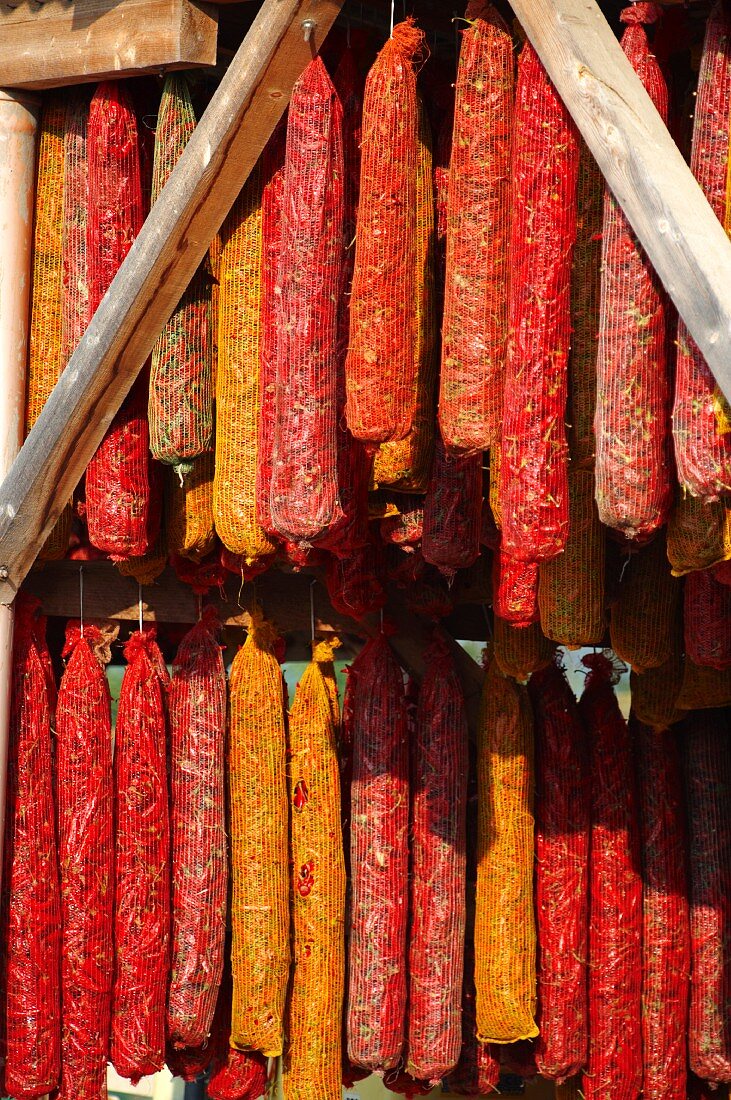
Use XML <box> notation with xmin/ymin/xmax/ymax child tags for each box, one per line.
<box><xmin>493</xmin><ymin>547</ymin><xmax>540</xmax><ymax>627</ymax></box>
<box><xmin>422</xmin><ymin>435</ymin><xmax>482</xmax><ymax>578</ymax></box>
<box><xmin>610</xmin><ymin>533</ymin><xmax>681</xmax><ymax>672</ymax></box>
<box><xmin>667</xmin><ymin>489</ymin><xmax>731</xmax><ymax>576</ymax></box>
<box><xmin>684</xmin><ymin>567</ymin><xmax>731</xmax><ymax>670</ymax></box>
<box><xmin>494</xmin><ymin>618</ymin><xmax>555</xmax><ymax>683</ymax></box>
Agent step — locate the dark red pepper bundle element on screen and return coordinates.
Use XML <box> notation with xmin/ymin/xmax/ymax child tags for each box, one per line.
<box><xmin>500</xmin><ymin>43</ymin><xmax>579</xmax><ymax>563</ymax></box>
<box><xmin>56</xmin><ymin>620</ymin><xmax>117</xmax><ymax>1100</ymax></box>
<box><xmin>579</xmin><ymin>653</ymin><xmax>642</xmax><ymax>1100</ymax></box>
<box><xmin>422</xmin><ymin>434</ymin><xmax>482</xmax><ymax>578</ymax></box>
<box><xmin>85</xmin><ymin>81</ymin><xmax>161</xmax><ymax>558</ymax></box>
<box><xmin>684</xmin><ymin>567</ymin><xmax>731</xmax><ymax>671</ymax></box>
<box><xmin>529</xmin><ymin>660</ymin><xmax>590</xmax><ymax>1083</ymax></box>
<box><xmin>325</xmin><ymin>539</ymin><xmax>385</xmax><ymax>621</ymax></box>
<box><xmin>634</xmin><ymin>718</ymin><xmax>691</xmax><ymax>1100</ymax></box>
<box><xmin>492</xmin><ymin>547</ymin><xmax>539</xmax><ymax>627</ymax></box>
<box><xmin>1</xmin><ymin>597</ymin><xmax>61</xmax><ymax>1099</ymax></box>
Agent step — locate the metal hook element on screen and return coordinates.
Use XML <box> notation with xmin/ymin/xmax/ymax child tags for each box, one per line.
<box><xmin>138</xmin><ymin>583</ymin><xmax>144</xmax><ymax>633</ymax></box>
<box><xmin>302</xmin><ymin>17</ymin><xmax>316</xmax><ymax>42</ymax></box>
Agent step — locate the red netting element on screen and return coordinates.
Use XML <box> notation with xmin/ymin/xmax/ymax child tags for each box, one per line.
<box><xmin>715</xmin><ymin>559</ymin><xmax>731</xmax><ymax>586</ymax></box>
<box><xmin>594</xmin><ymin>4</ymin><xmax>672</xmax><ymax>539</ymax></box>
<box><xmin>111</xmin><ymin>629</ymin><xmax>170</xmax><ymax>1083</ymax></box>
<box><xmin>684</xmin><ymin>709</ymin><xmax>731</xmax><ymax>1084</ymax></box>
<box><xmin>380</xmin><ymin>499</ymin><xmax>424</xmax><ymax>548</ymax></box>
<box><xmin>345</xmin><ymin>19</ymin><xmax>426</xmax><ymax>443</ymax></box>
<box><xmin>500</xmin><ymin>43</ymin><xmax>579</xmax><ymax>563</ymax></box>
<box><xmin>493</xmin><ymin>548</ymin><xmax>539</xmax><ymax>627</ymax></box>
<box><xmin>206</xmin><ymin>973</ymin><xmax>268</xmax><ymax>1100</ymax></box>
<box><xmin>528</xmin><ymin>661</ymin><xmax>590</xmax><ymax>1083</ymax></box>
<box><xmin>610</xmin><ymin>532</ymin><xmax>681</xmax><ymax>672</ymax></box>
<box><xmin>407</xmin><ymin>631</ymin><xmax>468</xmax><ymax>1083</ymax></box>
<box><xmin>500</xmin><ymin>1040</ymin><xmax>538</xmax><ymax>1080</ymax></box>
<box><xmin>56</xmin><ymin>620</ymin><xmax>117</xmax><ymax>1100</ymax></box>
<box><xmin>493</xmin><ymin>618</ymin><xmax>555</xmax><ymax>683</ymax></box>
<box><xmin>634</xmin><ymin>718</ymin><xmax>691</xmax><ymax>1100</ymax></box>
<box><xmin>346</xmin><ymin>635</ymin><xmax>409</xmax><ymax>1073</ymax></box>
<box><xmin>673</xmin><ymin>3</ymin><xmax>731</xmax><ymax>500</ymax></box>
<box><xmin>1</xmin><ymin>597</ymin><xmax>61</xmax><ymax>1099</ymax></box>
<box><xmin>422</xmin><ymin>436</ymin><xmax>482</xmax><ymax>578</ymax></box>
<box><xmin>325</xmin><ymin>539</ymin><xmax>385</xmax><ymax>621</ymax></box>
<box><xmin>167</xmin><ymin>609</ymin><xmax>228</xmax><ymax>1049</ymax></box>
<box><xmin>579</xmin><ymin>652</ymin><xmax>642</xmax><ymax>1100</ymax></box>
<box><xmin>85</xmin><ymin>82</ymin><xmax>161</xmax><ymax>558</ymax></box>
<box><xmin>270</xmin><ymin>58</ymin><xmax>345</xmax><ymax>543</ymax></box>
<box><xmin>439</xmin><ymin>1</ymin><xmax>513</xmax><ymax>454</ymax></box>
<box><xmin>165</xmin><ymin>1040</ymin><xmax>214</xmax><ymax>1082</ymax></box>
<box><xmin>684</xmin><ymin>567</ymin><xmax>731</xmax><ymax>670</ymax></box>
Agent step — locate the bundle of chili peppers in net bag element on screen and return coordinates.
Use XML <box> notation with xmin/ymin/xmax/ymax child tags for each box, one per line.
<box><xmin>684</xmin><ymin>708</ymin><xmax>731</xmax><ymax>1086</ymax></box>
<box><xmin>407</xmin><ymin>631</ymin><xmax>467</xmax><ymax>1084</ymax></box>
<box><xmin>283</xmin><ymin>638</ymin><xmax>345</xmax><ymax>1100</ymax></box>
<box><xmin>228</xmin><ymin>613</ymin><xmax>289</xmax><ymax>1057</ymax></box>
<box><xmin>61</xmin><ymin>89</ymin><xmax>90</xmax><ymax>380</ymax></box>
<box><xmin>492</xmin><ymin>547</ymin><xmax>540</xmax><ymax>627</ymax></box>
<box><xmin>422</xmin><ymin>435</ymin><xmax>483</xmax><ymax>578</ymax></box>
<box><xmin>56</xmin><ymin>620</ymin><xmax>117</xmax><ymax>1100</ymax></box>
<box><xmin>111</xmin><ymin>629</ymin><xmax>170</xmax><ymax>1083</ymax></box>
<box><xmin>579</xmin><ymin>653</ymin><xmax>642</xmax><ymax>1100</ymax></box>
<box><xmin>629</xmin><ymin>607</ymin><xmax>685</xmax><ymax>730</ymax></box>
<box><xmin>438</xmin><ymin>1</ymin><xmax>513</xmax><ymax>454</ymax></box>
<box><xmin>1</xmin><ymin>597</ymin><xmax>61</xmax><ymax>1099</ymax></box>
<box><xmin>115</xmin><ymin>506</ymin><xmax>168</xmax><ymax>586</ymax></box>
<box><xmin>149</xmin><ymin>74</ymin><xmax>212</xmax><ymax>470</ymax></box>
<box><xmin>325</xmin><ymin>538</ymin><xmax>386</xmax><ymax>621</ymax></box>
<box><xmin>595</xmin><ymin>3</ymin><xmax>672</xmax><ymax>539</ymax></box>
<box><xmin>673</xmin><ymin>2</ymin><xmax>731</xmax><ymax>501</ymax></box>
<box><xmin>610</xmin><ymin>533</ymin><xmax>681</xmax><ymax>672</ymax></box>
<box><xmin>166</xmin><ymin>453</ymin><xmax>216</xmax><ymax>562</ymax></box>
<box><xmin>345</xmin><ymin>19</ymin><xmax>426</xmax><ymax>443</ymax></box>
<box><xmin>679</xmin><ymin>657</ymin><xmax>731</xmax><ymax>711</ymax></box>
<box><xmin>500</xmin><ymin>43</ymin><xmax>579</xmax><ymax>563</ymax></box>
<box><xmin>493</xmin><ymin>618</ymin><xmax>555</xmax><ymax>683</ymax></box>
<box><xmin>634</xmin><ymin>719</ymin><xmax>691</xmax><ymax>1100</ymax></box>
<box><xmin>270</xmin><ymin>57</ymin><xmax>345</xmax><ymax>544</ymax></box>
<box><xmin>475</xmin><ymin>655</ymin><xmax>538</xmax><ymax>1044</ymax></box>
<box><xmin>667</xmin><ymin>489</ymin><xmax>731</xmax><ymax>576</ymax></box>
<box><xmin>346</xmin><ymin>634</ymin><xmax>409</xmax><ymax>1074</ymax></box>
<box><xmin>85</xmin><ymin>82</ymin><xmax>161</xmax><ymax>559</ymax></box>
<box><xmin>528</xmin><ymin>660</ymin><xmax>590</xmax><ymax>1083</ymax></box>
<box><xmin>684</xmin><ymin>566</ymin><xmax>731</xmax><ymax>670</ymax></box>
<box><xmin>167</xmin><ymin>608</ymin><xmax>228</xmax><ymax>1049</ymax></box>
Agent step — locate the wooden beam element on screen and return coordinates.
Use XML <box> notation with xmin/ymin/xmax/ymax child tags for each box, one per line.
<box><xmin>510</xmin><ymin>0</ymin><xmax>731</xmax><ymax>411</ymax></box>
<box><xmin>0</xmin><ymin>0</ymin><xmax>344</xmax><ymax>605</ymax></box>
<box><xmin>0</xmin><ymin>0</ymin><xmax>218</xmax><ymax>90</ymax></box>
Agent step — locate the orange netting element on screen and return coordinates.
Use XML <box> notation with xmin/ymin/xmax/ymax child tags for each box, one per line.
<box><xmin>667</xmin><ymin>489</ymin><xmax>731</xmax><ymax>576</ymax></box>
<box><xmin>610</xmin><ymin>532</ymin><xmax>681</xmax><ymax>672</ymax></box>
<box><xmin>167</xmin><ymin>454</ymin><xmax>216</xmax><ymax>562</ymax></box>
<box><xmin>493</xmin><ymin>618</ymin><xmax>556</xmax><ymax>682</ymax></box>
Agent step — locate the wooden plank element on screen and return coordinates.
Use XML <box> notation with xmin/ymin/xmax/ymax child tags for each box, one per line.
<box><xmin>0</xmin><ymin>0</ymin><xmax>344</xmax><ymax>605</ymax></box>
<box><xmin>0</xmin><ymin>0</ymin><xmax>218</xmax><ymax>90</ymax></box>
<box><xmin>510</xmin><ymin>0</ymin><xmax>731</xmax><ymax>411</ymax></box>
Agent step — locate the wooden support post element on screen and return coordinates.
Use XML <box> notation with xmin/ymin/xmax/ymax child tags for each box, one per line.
<box><xmin>510</xmin><ymin>0</ymin><xmax>731</xmax><ymax>408</ymax></box>
<box><xmin>0</xmin><ymin>0</ymin><xmax>344</xmax><ymax>604</ymax></box>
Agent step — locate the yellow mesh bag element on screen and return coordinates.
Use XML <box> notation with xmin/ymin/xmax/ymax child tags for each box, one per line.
<box><xmin>489</xmin><ymin>442</ymin><xmax>502</xmax><ymax>529</ymax></box>
<box><xmin>538</xmin><ymin>468</ymin><xmax>606</xmax><ymax>647</ymax></box>
<box><xmin>167</xmin><ymin>454</ymin><xmax>215</xmax><ymax>561</ymax></box>
<box><xmin>283</xmin><ymin>638</ymin><xmax>346</xmax><ymax>1100</ymax></box>
<box><xmin>228</xmin><ymin>613</ymin><xmax>289</xmax><ymax>1056</ymax></box>
<box><xmin>372</xmin><ymin>99</ymin><xmax>436</xmax><ymax>493</ymax></box>
<box><xmin>630</xmin><ymin>618</ymin><xmax>684</xmax><ymax>731</ymax></box>
<box><xmin>209</xmin><ymin>233</ymin><xmax>222</xmax><ymax>393</ymax></box>
<box><xmin>677</xmin><ymin>659</ymin><xmax>731</xmax><ymax>711</ymax></box>
<box><xmin>666</xmin><ymin>489</ymin><xmax>731</xmax><ymax>576</ymax></box>
<box><xmin>610</xmin><ymin>532</ymin><xmax>681</xmax><ymax>672</ymax></box>
<box><xmin>214</xmin><ymin>165</ymin><xmax>277</xmax><ymax>564</ymax></box>
<box><xmin>493</xmin><ymin>618</ymin><xmax>555</xmax><ymax>682</ymax></box>
<box><xmin>475</xmin><ymin>655</ymin><xmax>538</xmax><ymax>1043</ymax></box>
<box><xmin>116</xmin><ymin>503</ymin><xmax>167</xmax><ymax>586</ymax></box>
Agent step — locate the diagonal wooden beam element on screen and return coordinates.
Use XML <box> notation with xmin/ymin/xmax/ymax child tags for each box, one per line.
<box><xmin>0</xmin><ymin>0</ymin><xmax>343</xmax><ymax>604</ymax></box>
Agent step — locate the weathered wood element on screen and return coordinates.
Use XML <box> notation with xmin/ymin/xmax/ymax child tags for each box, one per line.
<box><xmin>0</xmin><ymin>0</ymin><xmax>218</xmax><ymax>90</ymax></box>
<box><xmin>511</xmin><ymin>0</ymin><xmax>731</xmax><ymax>410</ymax></box>
<box><xmin>0</xmin><ymin>0</ymin><xmax>344</xmax><ymax>604</ymax></box>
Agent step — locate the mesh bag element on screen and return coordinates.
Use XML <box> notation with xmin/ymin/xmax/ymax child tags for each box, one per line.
<box><xmin>270</xmin><ymin>58</ymin><xmax>345</xmax><ymax>543</ymax></box>
<box><xmin>489</xmin><ymin>440</ymin><xmax>502</xmax><ymax>530</ymax></box>
<box><xmin>538</xmin><ymin>468</ymin><xmax>606</xmax><ymax>647</ymax></box>
<box><xmin>372</xmin><ymin>97</ymin><xmax>437</xmax><ymax>491</ymax></box>
<box><xmin>715</xmin><ymin>558</ymin><xmax>731</xmax><ymax>586</ymax></box>
<box><xmin>629</xmin><ymin>608</ymin><xmax>684</xmax><ymax>729</ymax></box>
<box><xmin>61</xmin><ymin>89</ymin><xmax>90</xmax><ymax>375</ymax></box>
<box><xmin>610</xmin><ymin>532</ymin><xmax>681</xmax><ymax>671</ymax></box>
<box><xmin>380</xmin><ymin>500</ymin><xmax>424</xmax><ymax>548</ymax></box>
<box><xmin>438</xmin><ymin>1</ymin><xmax>513</xmax><ymax>454</ymax></box>
<box><xmin>325</xmin><ymin>539</ymin><xmax>385</xmax><ymax>621</ymax></box>
<box><xmin>422</xmin><ymin>435</ymin><xmax>482</xmax><ymax>578</ymax></box>
<box><xmin>209</xmin><ymin>230</ymin><xmax>222</xmax><ymax>393</ymax></box>
<box><xmin>85</xmin><ymin>82</ymin><xmax>161</xmax><ymax>559</ymax></box>
<box><xmin>214</xmin><ymin>161</ymin><xmax>277</xmax><ymax>565</ymax></box>
<box><xmin>475</xmin><ymin>656</ymin><xmax>537</xmax><ymax>1044</ymax></box>
<box><xmin>500</xmin><ymin>43</ymin><xmax>579</xmax><ymax>563</ymax></box>
<box><xmin>111</xmin><ymin>629</ymin><xmax>170</xmax><ymax>1083</ymax></box>
<box><xmin>115</xmin><ymin>499</ymin><xmax>168</xmax><ymax>585</ymax></box>
<box><xmin>673</xmin><ymin>3</ymin><xmax>731</xmax><ymax>500</ymax></box>
<box><xmin>667</xmin><ymin>488</ymin><xmax>731</xmax><ymax>575</ymax></box>
<box><xmin>568</xmin><ymin>142</ymin><xmax>603</xmax><ymax>468</ymax></box>
<box><xmin>684</xmin><ymin>567</ymin><xmax>731</xmax><ymax>670</ymax></box>
<box><xmin>56</xmin><ymin>620</ymin><xmax>117</xmax><ymax>1100</ymax></box>
<box><xmin>493</xmin><ymin>618</ymin><xmax>555</xmax><ymax>682</ymax></box>
<box><xmin>528</xmin><ymin>661</ymin><xmax>590</xmax><ymax>1083</ymax></box>
<box><xmin>678</xmin><ymin>658</ymin><xmax>731</xmax><ymax>710</ymax></box>
<box><xmin>166</xmin><ymin>453</ymin><xmax>216</xmax><ymax>562</ymax></box>
<box><xmin>228</xmin><ymin>614</ymin><xmax>288</xmax><ymax>1056</ymax></box>
<box><xmin>167</xmin><ymin>609</ymin><xmax>228</xmax><ymax>1048</ymax></box>
<box><xmin>578</xmin><ymin>653</ymin><xmax>642</xmax><ymax>1100</ymax></box>
<box><xmin>407</xmin><ymin>632</ymin><xmax>468</xmax><ymax>1083</ymax></box>
<box><xmin>493</xmin><ymin>548</ymin><xmax>539</xmax><ymax>627</ymax></box>
<box><xmin>684</xmin><ymin>709</ymin><xmax>731</xmax><ymax>1084</ymax></box>
<box><xmin>345</xmin><ymin>19</ymin><xmax>426</xmax><ymax>443</ymax></box>
<box><xmin>595</xmin><ymin>4</ymin><xmax>672</xmax><ymax>538</ymax></box>
<box><xmin>283</xmin><ymin>638</ymin><xmax>345</xmax><ymax>1100</ymax></box>
<box><xmin>166</xmin><ymin>1039</ymin><xmax>215</xmax><ymax>1082</ymax></box>
<box><xmin>2</xmin><ymin>598</ymin><xmax>61</xmax><ymax>1098</ymax></box>
<box><xmin>149</xmin><ymin>74</ymin><xmax>212</xmax><ymax>469</ymax></box>
<box><xmin>346</xmin><ymin>634</ymin><xmax>409</xmax><ymax>1073</ymax></box>
<box><xmin>635</xmin><ymin>719</ymin><xmax>691</xmax><ymax>1100</ymax></box>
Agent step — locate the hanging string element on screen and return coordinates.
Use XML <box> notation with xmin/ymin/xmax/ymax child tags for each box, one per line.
<box><xmin>79</xmin><ymin>566</ymin><xmax>84</xmax><ymax>638</ymax></box>
<box><xmin>197</xmin><ymin>593</ymin><xmax>203</xmax><ymax>622</ymax></box>
<box><xmin>138</xmin><ymin>583</ymin><xmax>143</xmax><ymax>633</ymax></box>
<box><xmin>390</xmin><ymin>0</ymin><xmax>395</xmax><ymax>36</ymax></box>
<box><xmin>310</xmin><ymin>579</ymin><xmax>317</xmax><ymax>643</ymax></box>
